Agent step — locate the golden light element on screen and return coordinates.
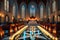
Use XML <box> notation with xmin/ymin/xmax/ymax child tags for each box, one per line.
<box><xmin>10</xmin><ymin>29</ymin><xmax>13</xmax><ymax>33</ymax></box>
<box><xmin>2</xmin><ymin>30</ymin><xmax>4</xmax><ymax>35</ymax></box>
<box><xmin>12</xmin><ymin>16</ymin><xmax>14</xmax><ymax>21</ymax></box>
<box><xmin>15</xmin><ymin>24</ymin><xmax>18</xmax><ymax>26</ymax></box>
<box><xmin>49</xmin><ymin>27</ymin><xmax>51</xmax><ymax>32</ymax></box>
<box><xmin>0</xmin><ymin>30</ymin><xmax>4</xmax><ymax>37</ymax></box>
<box><xmin>43</xmin><ymin>25</ymin><xmax>45</xmax><ymax>28</ymax></box>
<box><xmin>0</xmin><ymin>32</ymin><xmax>3</xmax><ymax>37</ymax></box>
<box><xmin>37</xmin><ymin>26</ymin><xmax>57</xmax><ymax>40</ymax></box>
<box><xmin>55</xmin><ymin>15</ymin><xmax>57</xmax><ymax>18</ymax></box>
<box><xmin>0</xmin><ymin>14</ymin><xmax>2</xmax><ymax>16</ymax></box>
<box><xmin>28</xmin><ymin>17</ymin><xmax>38</xmax><ymax>21</ymax></box>
<box><xmin>17</xmin><ymin>15</ymin><xmax>20</xmax><ymax>18</ymax></box>
<box><xmin>14</xmin><ymin>27</ymin><xmax>17</xmax><ymax>32</ymax></box>
<box><xmin>0</xmin><ymin>12</ymin><xmax>5</xmax><ymax>17</ymax></box>
<box><xmin>10</xmin><ymin>24</ymin><xmax>15</xmax><ymax>27</ymax></box>
<box><xmin>18</xmin><ymin>27</ymin><xmax>20</xmax><ymax>29</ymax></box>
<box><xmin>2</xmin><ymin>14</ymin><xmax>4</xmax><ymax>17</ymax></box>
<box><xmin>53</xmin><ymin>29</ymin><xmax>56</xmax><ymax>34</ymax></box>
<box><xmin>46</xmin><ymin>26</ymin><xmax>47</xmax><ymax>30</ymax></box>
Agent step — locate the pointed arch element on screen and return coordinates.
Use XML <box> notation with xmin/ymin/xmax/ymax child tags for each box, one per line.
<box><xmin>52</xmin><ymin>0</ymin><xmax>56</xmax><ymax>12</ymax></box>
<box><xmin>39</xmin><ymin>2</ymin><xmax>45</xmax><ymax>21</ymax></box>
<box><xmin>4</xmin><ymin>0</ymin><xmax>9</xmax><ymax>12</ymax></box>
<box><xmin>4</xmin><ymin>15</ymin><xmax>9</xmax><ymax>22</ymax></box>
<box><xmin>52</xmin><ymin>0</ymin><xmax>57</xmax><ymax>22</ymax></box>
<box><xmin>13</xmin><ymin>2</ymin><xmax>18</xmax><ymax>18</ymax></box>
<box><xmin>20</xmin><ymin>2</ymin><xmax>26</xmax><ymax>19</ymax></box>
<box><xmin>46</xmin><ymin>2</ymin><xmax>50</xmax><ymax>18</ymax></box>
<box><xmin>28</xmin><ymin>2</ymin><xmax>37</xmax><ymax>17</ymax></box>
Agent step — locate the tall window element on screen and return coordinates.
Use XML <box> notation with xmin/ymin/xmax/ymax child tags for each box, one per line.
<box><xmin>4</xmin><ymin>0</ymin><xmax>9</xmax><ymax>12</ymax></box>
<box><xmin>52</xmin><ymin>0</ymin><xmax>56</xmax><ymax>12</ymax></box>
<box><xmin>40</xmin><ymin>5</ymin><xmax>43</xmax><ymax>20</ymax></box>
<box><xmin>48</xmin><ymin>7</ymin><xmax>50</xmax><ymax>18</ymax></box>
<box><xmin>46</xmin><ymin>3</ymin><xmax>50</xmax><ymax>18</ymax></box>
<box><xmin>52</xmin><ymin>0</ymin><xmax>57</xmax><ymax>22</ymax></box>
<box><xmin>13</xmin><ymin>3</ymin><xmax>18</xmax><ymax>18</ymax></box>
<box><xmin>30</xmin><ymin>5</ymin><xmax>35</xmax><ymax>17</ymax></box>
<box><xmin>13</xmin><ymin>4</ymin><xmax>15</xmax><ymax>17</ymax></box>
<box><xmin>21</xmin><ymin>5</ymin><xmax>25</xmax><ymax>19</ymax></box>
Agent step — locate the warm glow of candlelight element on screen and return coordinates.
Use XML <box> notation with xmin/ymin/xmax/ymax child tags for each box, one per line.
<box><xmin>10</xmin><ymin>29</ymin><xmax>13</xmax><ymax>33</ymax></box>
<box><xmin>12</xmin><ymin>16</ymin><xmax>14</xmax><ymax>21</ymax></box>
<box><xmin>2</xmin><ymin>14</ymin><xmax>4</xmax><ymax>17</ymax></box>
<box><xmin>0</xmin><ymin>14</ymin><xmax>2</xmax><ymax>16</ymax></box>
<box><xmin>49</xmin><ymin>27</ymin><xmax>51</xmax><ymax>32</ymax></box>
<box><xmin>0</xmin><ymin>12</ymin><xmax>5</xmax><ymax>17</ymax></box>
<box><xmin>15</xmin><ymin>27</ymin><xmax>17</xmax><ymax>32</ymax></box>
<box><xmin>18</xmin><ymin>15</ymin><xmax>20</xmax><ymax>18</ymax></box>
<box><xmin>53</xmin><ymin>29</ymin><xmax>56</xmax><ymax>34</ymax></box>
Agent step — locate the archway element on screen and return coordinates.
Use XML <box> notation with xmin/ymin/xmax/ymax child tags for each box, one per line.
<box><xmin>4</xmin><ymin>15</ymin><xmax>9</xmax><ymax>23</ymax></box>
<box><xmin>39</xmin><ymin>2</ymin><xmax>45</xmax><ymax>21</ymax></box>
<box><xmin>20</xmin><ymin>2</ymin><xmax>26</xmax><ymax>20</ymax></box>
<box><xmin>13</xmin><ymin>2</ymin><xmax>18</xmax><ymax>20</ymax></box>
<box><xmin>46</xmin><ymin>2</ymin><xmax>50</xmax><ymax>22</ymax></box>
<box><xmin>28</xmin><ymin>2</ymin><xmax>37</xmax><ymax>20</ymax></box>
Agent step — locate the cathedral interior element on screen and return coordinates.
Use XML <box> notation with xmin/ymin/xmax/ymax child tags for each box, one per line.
<box><xmin>0</xmin><ymin>0</ymin><xmax>60</xmax><ymax>40</ymax></box>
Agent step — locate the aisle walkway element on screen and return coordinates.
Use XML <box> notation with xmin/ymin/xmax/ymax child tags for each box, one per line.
<box><xmin>18</xmin><ymin>25</ymin><xmax>51</xmax><ymax>40</ymax></box>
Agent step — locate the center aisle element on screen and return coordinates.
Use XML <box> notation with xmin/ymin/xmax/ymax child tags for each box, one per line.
<box><xmin>17</xmin><ymin>25</ymin><xmax>51</xmax><ymax>40</ymax></box>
